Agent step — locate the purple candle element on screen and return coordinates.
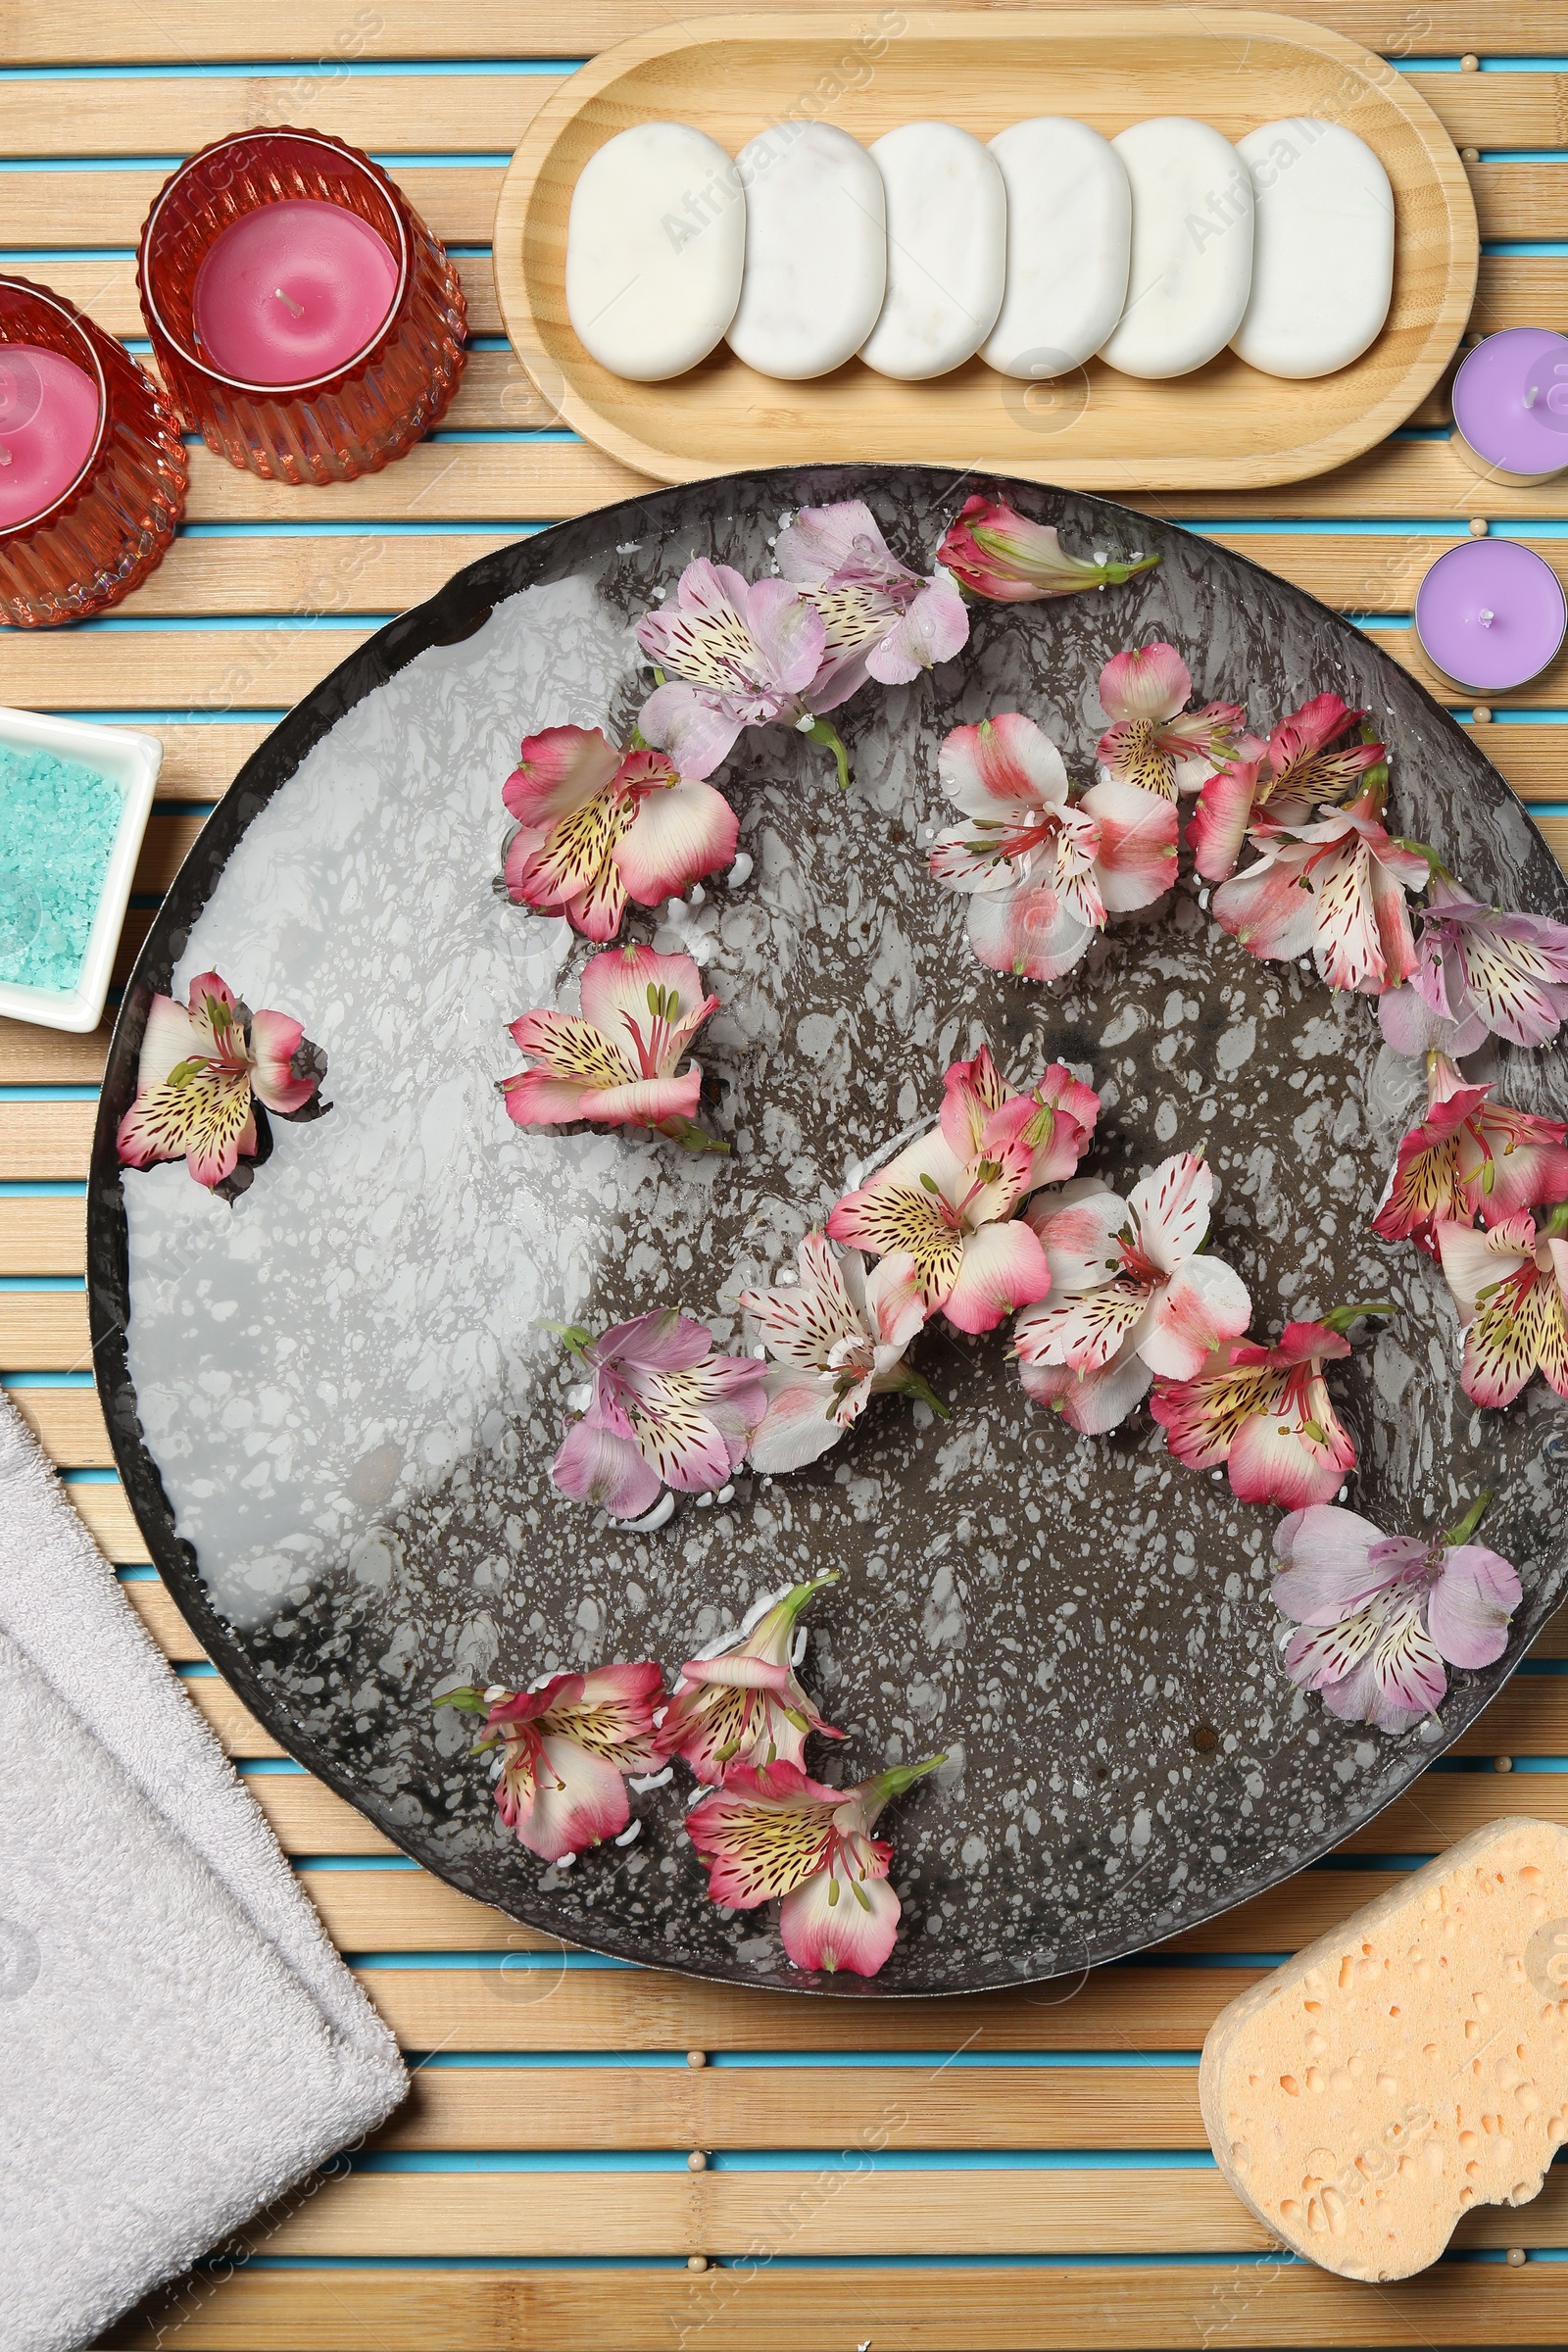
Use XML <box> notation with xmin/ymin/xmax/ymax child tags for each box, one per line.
<box><xmin>1451</xmin><ymin>327</ymin><xmax>1568</xmax><ymax>485</ymax></box>
<box><xmin>1414</xmin><ymin>539</ymin><xmax>1565</xmax><ymax>695</ymax></box>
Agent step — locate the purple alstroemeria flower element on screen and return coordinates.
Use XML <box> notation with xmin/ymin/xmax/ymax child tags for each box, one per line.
<box><xmin>1379</xmin><ymin>873</ymin><xmax>1568</xmax><ymax>1057</ymax></box>
<box><xmin>550</xmin><ymin>1307</ymin><xmax>765</xmax><ymax>1521</ymax></box>
<box><xmin>1271</xmin><ymin>1496</ymin><xmax>1520</xmax><ymax>1734</ymax></box>
<box><xmin>773</xmin><ymin>498</ymin><xmax>969</xmax><ymax>704</ymax></box>
<box><xmin>635</xmin><ymin>560</ymin><xmax>854</xmax><ymax>787</ymax></box>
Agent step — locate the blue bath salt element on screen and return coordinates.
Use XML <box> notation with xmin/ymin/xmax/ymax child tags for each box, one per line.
<box><xmin>0</xmin><ymin>746</ymin><xmax>123</xmax><ymax>993</ymax></box>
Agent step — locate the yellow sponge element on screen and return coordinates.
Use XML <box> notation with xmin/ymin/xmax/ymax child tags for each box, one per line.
<box><xmin>1200</xmin><ymin>1818</ymin><xmax>1568</xmax><ymax>2279</ymax></box>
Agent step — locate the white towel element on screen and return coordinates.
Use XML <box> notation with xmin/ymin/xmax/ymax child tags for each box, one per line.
<box><xmin>0</xmin><ymin>1394</ymin><xmax>408</xmax><ymax>2352</ymax></box>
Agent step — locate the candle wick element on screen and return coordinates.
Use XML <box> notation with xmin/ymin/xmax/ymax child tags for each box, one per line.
<box><xmin>1526</xmin><ymin>386</ymin><xmax>1539</xmax><ymax>410</ymax></box>
<box><xmin>0</xmin><ymin>445</ymin><xmax>10</xmax><ymax>467</ymax></box>
<box><xmin>274</xmin><ymin>287</ymin><xmax>305</xmax><ymax>319</ymax></box>
<box><xmin>1479</xmin><ymin>608</ymin><xmax>1494</xmax><ymax>627</ymax></box>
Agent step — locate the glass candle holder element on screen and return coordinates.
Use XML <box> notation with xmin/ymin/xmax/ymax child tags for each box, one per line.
<box><xmin>137</xmin><ymin>128</ymin><xmax>467</xmax><ymax>486</ymax></box>
<box><xmin>0</xmin><ymin>276</ymin><xmax>187</xmax><ymax>628</ymax></box>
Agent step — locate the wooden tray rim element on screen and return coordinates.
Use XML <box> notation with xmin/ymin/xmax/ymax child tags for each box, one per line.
<box><xmin>491</xmin><ymin>4</ymin><xmax>1480</xmax><ymax>490</ymax></box>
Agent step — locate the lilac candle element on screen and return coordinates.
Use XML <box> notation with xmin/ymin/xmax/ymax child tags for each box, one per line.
<box><xmin>1415</xmin><ymin>539</ymin><xmax>1566</xmax><ymax>695</ymax></box>
<box><xmin>1451</xmin><ymin>327</ymin><xmax>1568</xmax><ymax>486</ymax></box>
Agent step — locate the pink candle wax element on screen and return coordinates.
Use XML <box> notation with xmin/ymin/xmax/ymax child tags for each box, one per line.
<box><xmin>1452</xmin><ymin>328</ymin><xmax>1568</xmax><ymax>484</ymax></box>
<box><xmin>0</xmin><ymin>344</ymin><xmax>101</xmax><ymax>530</ymax></box>
<box><xmin>1414</xmin><ymin>539</ymin><xmax>1566</xmax><ymax>694</ymax></box>
<box><xmin>191</xmin><ymin>199</ymin><xmax>399</xmax><ymax>386</ymax></box>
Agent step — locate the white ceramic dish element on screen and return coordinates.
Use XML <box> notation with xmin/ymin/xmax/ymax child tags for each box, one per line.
<box><xmin>0</xmin><ymin>707</ymin><xmax>162</xmax><ymax>1034</ymax></box>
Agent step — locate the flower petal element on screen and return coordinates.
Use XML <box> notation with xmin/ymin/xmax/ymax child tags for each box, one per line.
<box><xmin>635</xmin><ymin>682</ymin><xmax>743</xmax><ymax>782</ymax></box>
<box><xmin>1138</xmin><ymin>1253</ymin><xmax>1252</xmax><ymax>1380</ymax></box>
<box><xmin>938</xmin><ymin>711</ymin><xmax>1070</xmax><ymax>823</ymax></box>
<box><xmin>551</xmin><ymin>1412</ymin><xmax>663</xmax><ymax>1518</ymax></box>
<box><xmin>1427</xmin><ymin>1544</ymin><xmax>1522</xmax><ymax>1668</ymax></box>
<box><xmin>515</xmin><ymin>1734</ymin><xmax>632</xmax><ymax>1861</ymax></box>
<box><xmin>1098</xmin><ymin>642</ymin><xmax>1190</xmax><ymax>725</ymax></box>
<box><xmin>779</xmin><ymin>1849</ymin><xmax>900</xmax><ymax>1976</ymax></box>
<box><xmin>1018</xmin><ymin>1339</ymin><xmax>1153</xmax><ymax>1434</ymax></box>
<box><xmin>748</xmin><ymin>1367</ymin><xmax>848</xmax><ymax>1474</ymax></box>
<box><xmin>941</xmin><ymin>1218</ymin><xmax>1052</xmax><ymax>1334</ymax></box>
<box><xmin>1271</xmin><ymin>1503</ymin><xmax>1390</xmax><ymax>1625</ymax></box>
<box><xmin>502</xmin><ymin>725</ymin><xmax>621</xmax><ymax>829</ymax></box>
<box><xmin>1080</xmin><ymin>779</ymin><xmax>1178</xmax><ymax>911</ymax></box>
<box><xmin>615</xmin><ymin>780</ymin><xmax>738</xmax><ymax>905</ymax></box>
<box><xmin>1127</xmin><ymin>1152</ymin><xmax>1211</xmax><ymax>1275</ymax></box>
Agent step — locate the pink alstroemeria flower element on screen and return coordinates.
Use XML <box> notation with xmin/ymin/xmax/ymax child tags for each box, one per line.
<box><xmin>1378</xmin><ymin>872</ymin><xmax>1568</xmax><ymax>1057</ymax></box>
<box><xmin>775</xmin><ymin>499</ymin><xmax>969</xmax><ymax>699</ymax></box>
<box><xmin>659</xmin><ymin>1573</ymin><xmax>843</xmax><ymax>1782</ymax></box>
<box><xmin>1013</xmin><ymin>1154</ymin><xmax>1251</xmax><ymax>1434</ymax></box>
<box><xmin>827</xmin><ymin>1047</ymin><xmax>1098</xmax><ymax>1335</ymax></box>
<box><xmin>635</xmin><ymin>559</ymin><xmax>854</xmax><ymax>790</ymax></box>
<box><xmin>440</xmin><ymin>1664</ymin><xmax>664</xmax><ymax>1862</ymax></box>
<box><xmin>1371</xmin><ymin>1049</ymin><xmax>1568</xmax><ymax>1256</ymax></box>
<box><xmin>1150</xmin><ymin>1307</ymin><xmax>1387</xmax><ymax>1509</ymax></box>
<box><xmin>1096</xmin><ymin>642</ymin><xmax>1250</xmax><ymax>803</ymax></box>
<box><xmin>740</xmin><ymin>1232</ymin><xmax>936</xmax><ymax>1475</ymax></box>
<box><xmin>686</xmin><ymin>1755</ymin><xmax>943</xmax><ymax>1978</ymax></box>
<box><xmin>503</xmin><ymin>725</ymin><xmax>737</xmax><ymax>943</ymax></box>
<box><xmin>551</xmin><ymin>1309</ymin><xmax>766</xmax><ymax>1519</ymax></box>
<box><xmin>1437</xmin><ymin>1205</ymin><xmax>1568</xmax><ymax>1409</ymax></box>
<box><xmin>1211</xmin><ymin>785</ymin><xmax>1430</xmax><ymax>995</ymax></box>
<box><xmin>117</xmin><ymin>969</ymin><xmax>321</xmax><ymax>1192</ymax></box>
<box><xmin>501</xmin><ymin>945</ymin><xmax>724</xmax><ymax>1154</ymax></box>
<box><xmin>935</xmin><ymin>493</ymin><xmax>1160</xmax><ymax>605</ymax></box>
<box><xmin>1189</xmin><ymin>692</ymin><xmax>1387</xmax><ymax>884</ymax></box>
<box><xmin>1272</xmin><ymin>1497</ymin><xmax>1519</xmax><ymax>1735</ymax></box>
<box><xmin>928</xmin><ymin>712</ymin><xmax>1177</xmax><ymax>983</ymax></box>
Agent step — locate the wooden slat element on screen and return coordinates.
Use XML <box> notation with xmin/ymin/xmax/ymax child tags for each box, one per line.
<box><xmin>103</xmin><ymin>433</ymin><xmax>1568</xmax><ymax>533</ymax></box>
<box><xmin>0</xmin><ymin>74</ymin><xmax>559</xmax><ymax>161</ymax></box>
<box><xmin>0</xmin><ymin>1195</ymin><xmax>81</xmax><ymax>1273</ymax></box>
<box><xmin>370</xmin><ymin>2058</ymin><xmax>1209</xmax><ymax>2151</ymax></box>
<box><xmin>0</xmin><ymin>1018</ymin><xmax>111</xmax><ymax>1085</ymax></box>
<box><xmin>113</xmin><ymin>527</ymin><xmax>516</xmax><ymax>619</ymax></box>
<box><xmin>68</xmin><ymin>1478</ymin><xmax>149</xmax><ymax>1561</ymax></box>
<box><xmin>96</xmin><ymin>2259</ymin><xmax>1568</xmax><ymax>2350</ymax></box>
<box><xmin>0</xmin><ymin>1102</ymin><xmax>96</xmax><ymax>1180</ymax></box>
<box><xmin>1204</xmin><ymin>531</ymin><xmax>1568</xmax><ymax>616</ymax></box>
<box><xmin>0</xmin><ymin>1285</ymin><xmax>91</xmax><ymax>1365</ymax></box>
<box><xmin>0</xmin><ymin>68</ymin><xmax>1553</xmax><ymax>167</ymax></box>
<box><xmin>356</xmin><ymin>1963</ymin><xmax>1255</xmax><ymax>2053</ymax></box>
<box><xmin>252</xmin><ymin>2163</ymin><xmax>1568</xmax><ymax>2259</ymax></box>
<box><xmin>5</xmin><ymin>158</ymin><xmax>1565</xmax><ymax>252</ymax></box>
<box><xmin>3</xmin><ymin>0</ymin><xmax>1566</xmax><ymax>62</ymax></box>
<box><xmin>183</xmin><ymin>1674</ymin><xmax>285</xmax><ymax>1758</ymax></box>
<box><xmin>260</xmin><ymin>2166</ymin><xmax>1275</xmax><ymax>2259</ymax></box>
<box><xmin>145</xmin><ymin>722</ymin><xmax>270</xmax><ymax>800</ymax></box>
<box><xmin>6</xmin><ymin>1380</ymin><xmax>109</xmax><ymax>1463</ymax></box>
<box><xmin>121</xmin><ymin>1573</ymin><xmax>205</xmax><ymax>1662</ymax></box>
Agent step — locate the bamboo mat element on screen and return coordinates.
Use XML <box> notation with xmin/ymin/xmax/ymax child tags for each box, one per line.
<box><xmin>3</xmin><ymin>10</ymin><xmax>1568</xmax><ymax>2347</ymax></box>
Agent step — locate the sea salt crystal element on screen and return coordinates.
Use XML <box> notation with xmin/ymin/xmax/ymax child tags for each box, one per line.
<box><xmin>0</xmin><ymin>745</ymin><xmax>122</xmax><ymax>992</ymax></box>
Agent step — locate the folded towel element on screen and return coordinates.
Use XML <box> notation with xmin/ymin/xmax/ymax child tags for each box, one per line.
<box><xmin>0</xmin><ymin>1395</ymin><xmax>408</xmax><ymax>2352</ymax></box>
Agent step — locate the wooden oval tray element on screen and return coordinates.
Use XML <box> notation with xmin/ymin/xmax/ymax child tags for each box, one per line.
<box><xmin>492</xmin><ymin>6</ymin><xmax>1478</xmax><ymax>490</ymax></box>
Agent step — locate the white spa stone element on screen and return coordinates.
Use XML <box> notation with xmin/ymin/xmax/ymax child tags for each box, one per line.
<box><xmin>859</xmin><ymin>122</ymin><xmax>1006</xmax><ymax>380</ymax></box>
<box><xmin>1231</xmin><ymin>117</ymin><xmax>1395</xmax><ymax>378</ymax></box>
<box><xmin>1099</xmin><ymin>117</ymin><xmax>1253</xmax><ymax>380</ymax></box>
<box><xmin>726</xmin><ymin>122</ymin><xmax>887</xmax><ymax>380</ymax></box>
<box><xmin>982</xmin><ymin>118</ymin><xmax>1131</xmax><ymax>377</ymax></box>
<box><xmin>565</xmin><ymin>122</ymin><xmax>745</xmax><ymax>381</ymax></box>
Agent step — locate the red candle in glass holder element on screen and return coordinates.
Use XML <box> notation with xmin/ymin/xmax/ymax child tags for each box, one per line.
<box><xmin>138</xmin><ymin>129</ymin><xmax>466</xmax><ymax>486</ymax></box>
<box><xmin>0</xmin><ymin>277</ymin><xmax>187</xmax><ymax>628</ymax></box>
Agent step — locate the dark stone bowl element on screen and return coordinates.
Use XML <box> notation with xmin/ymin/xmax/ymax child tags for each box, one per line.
<box><xmin>88</xmin><ymin>466</ymin><xmax>1568</xmax><ymax>1997</ymax></box>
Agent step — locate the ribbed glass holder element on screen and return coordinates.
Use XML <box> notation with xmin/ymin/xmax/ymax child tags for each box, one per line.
<box><xmin>0</xmin><ymin>277</ymin><xmax>187</xmax><ymax>629</ymax></box>
<box><xmin>137</xmin><ymin>128</ymin><xmax>467</xmax><ymax>487</ymax></box>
